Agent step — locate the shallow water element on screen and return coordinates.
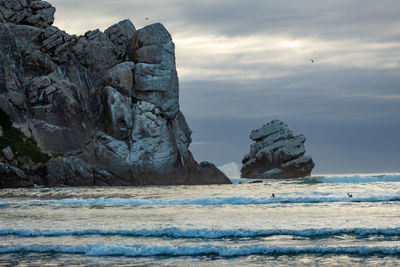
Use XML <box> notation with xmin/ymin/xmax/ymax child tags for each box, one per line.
<box><xmin>1</xmin><ymin>174</ymin><xmax>400</xmax><ymax>266</ymax></box>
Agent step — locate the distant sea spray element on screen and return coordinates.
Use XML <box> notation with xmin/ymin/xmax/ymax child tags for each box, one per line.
<box><xmin>218</xmin><ymin>162</ymin><xmax>241</xmax><ymax>179</ymax></box>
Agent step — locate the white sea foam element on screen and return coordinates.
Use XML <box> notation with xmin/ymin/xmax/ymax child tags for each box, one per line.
<box><xmin>226</xmin><ymin>170</ymin><xmax>400</xmax><ymax>184</ymax></box>
<box><xmin>1</xmin><ymin>227</ymin><xmax>400</xmax><ymax>238</ymax></box>
<box><xmin>314</xmin><ymin>174</ymin><xmax>400</xmax><ymax>183</ymax></box>
<box><xmin>0</xmin><ymin>243</ymin><xmax>399</xmax><ymax>257</ymax></box>
<box><xmin>0</xmin><ymin>194</ymin><xmax>399</xmax><ymax>207</ymax></box>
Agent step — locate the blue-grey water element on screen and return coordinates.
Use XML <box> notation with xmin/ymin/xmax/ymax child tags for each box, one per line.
<box><xmin>1</xmin><ymin>174</ymin><xmax>400</xmax><ymax>266</ymax></box>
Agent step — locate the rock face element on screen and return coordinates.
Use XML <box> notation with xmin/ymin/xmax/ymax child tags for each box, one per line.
<box><xmin>241</xmin><ymin>120</ymin><xmax>315</xmax><ymax>179</ymax></box>
<box><xmin>0</xmin><ymin>0</ymin><xmax>230</xmax><ymax>187</ymax></box>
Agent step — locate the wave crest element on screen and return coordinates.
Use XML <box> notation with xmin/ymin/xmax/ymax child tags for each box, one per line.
<box><xmin>1</xmin><ymin>227</ymin><xmax>400</xmax><ymax>239</ymax></box>
<box><xmin>1</xmin><ymin>243</ymin><xmax>399</xmax><ymax>257</ymax></box>
<box><xmin>315</xmin><ymin>174</ymin><xmax>400</xmax><ymax>183</ymax></box>
<box><xmin>1</xmin><ymin>195</ymin><xmax>399</xmax><ymax>207</ymax></box>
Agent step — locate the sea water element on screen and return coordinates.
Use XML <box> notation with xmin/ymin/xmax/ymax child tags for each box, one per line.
<box><xmin>1</xmin><ymin>174</ymin><xmax>400</xmax><ymax>266</ymax></box>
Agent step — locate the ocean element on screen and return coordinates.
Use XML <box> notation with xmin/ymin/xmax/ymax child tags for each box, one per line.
<box><xmin>1</xmin><ymin>173</ymin><xmax>400</xmax><ymax>266</ymax></box>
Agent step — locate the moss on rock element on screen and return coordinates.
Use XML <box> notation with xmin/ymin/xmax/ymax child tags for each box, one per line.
<box><xmin>0</xmin><ymin>109</ymin><xmax>49</xmax><ymax>163</ymax></box>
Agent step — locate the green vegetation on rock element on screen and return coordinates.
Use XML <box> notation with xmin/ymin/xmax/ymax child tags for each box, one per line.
<box><xmin>0</xmin><ymin>109</ymin><xmax>49</xmax><ymax>163</ymax></box>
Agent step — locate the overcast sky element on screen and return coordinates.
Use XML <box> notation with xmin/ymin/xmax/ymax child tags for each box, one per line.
<box><xmin>48</xmin><ymin>0</ymin><xmax>400</xmax><ymax>174</ymax></box>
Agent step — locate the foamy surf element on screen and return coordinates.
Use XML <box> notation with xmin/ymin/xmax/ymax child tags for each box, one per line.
<box><xmin>314</xmin><ymin>174</ymin><xmax>400</xmax><ymax>183</ymax></box>
<box><xmin>229</xmin><ymin>174</ymin><xmax>400</xmax><ymax>184</ymax></box>
<box><xmin>2</xmin><ymin>227</ymin><xmax>400</xmax><ymax>238</ymax></box>
<box><xmin>2</xmin><ymin>176</ymin><xmax>400</xmax><ymax>265</ymax></box>
<box><xmin>1</xmin><ymin>195</ymin><xmax>399</xmax><ymax>207</ymax></box>
<box><xmin>1</xmin><ymin>243</ymin><xmax>400</xmax><ymax>257</ymax></box>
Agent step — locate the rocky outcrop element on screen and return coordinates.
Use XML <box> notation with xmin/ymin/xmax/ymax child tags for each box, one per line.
<box><xmin>241</xmin><ymin>120</ymin><xmax>315</xmax><ymax>179</ymax></box>
<box><xmin>0</xmin><ymin>0</ymin><xmax>230</xmax><ymax>187</ymax></box>
<box><xmin>0</xmin><ymin>162</ymin><xmax>33</xmax><ymax>188</ymax></box>
<box><xmin>0</xmin><ymin>0</ymin><xmax>55</xmax><ymax>28</ymax></box>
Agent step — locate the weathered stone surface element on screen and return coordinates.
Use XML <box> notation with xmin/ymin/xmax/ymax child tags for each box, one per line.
<box><xmin>0</xmin><ymin>1</ymin><xmax>230</xmax><ymax>187</ymax></box>
<box><xmin>78</xmin><ymin>132</ymin><xmax>135</xmax><ymax>185</ymax></box>
<box><xmin>161</xmin><ymin>99</ymin><xmax>179</xmax><ymax>119</ymax></box>
<box><xmin>26</xmin><ymin>75</ymin><xmax>51</xmax><ymax>104</ymax></box>
<box><xmin>134</xmin><ymin>63</ymin><xmax>172</xmax><ymax>92</ymax></box>
<box><xmin>22</xmin><ymin>49</ymin><xmax>57</xmax><ymax>77</ymax></box>
<box><xmin>105</xmin><ymin>19</ymin><xmax>136</xmax><ymax>59</ymax></box>
<box><xmin>104</xmin><ymin>62</ymin><xmax>135</xmax><ymax>97</ymax></box>
<box><xmin>0</xmin><ymin>162</ymin><xmax>33</xmax><ymax>188</ymax></box>
<box><xmin>72</xmin><ymin>32</ymin><xmax>117</xmax><ymax>90</ymax></box>
<box><xmin>0</xmin><ymin>0</ymin><xmax>55</xmax><ymax>28</ymax></box>
<box><xmin>27</xmin><ymin>65</ymin><xmax>96</xmax><ymax>153</ymax></box>
<box><xmin>2</xmin><ymin>146</ymin><xmax>14</xmax><ymax>161</ymax></box>
<box><xmin>241</xmin><ymin>120</ymin><xmax>315</xmax><ymax>179</ymax></box>
<box><xmin>103</xmin><ymin>86</ymin><xmax>133</xmax><ymax>140</ymax></box>
<box><xmin>24</xmin><ymin>4</ymin><xmax>55</xmax><ymax>28</ymax></box>
<box><xmin>250</xmin><ymin>120</ymin><xmax>289</xmax><ymax>141</ymax></box>
<box><xmin>130</xmin><ymin>101</ymin><xmax>179</xmax><ymax>171</ymax></box>
<box><xmin>30</xmin><ymin>1</ymin><xmax>52</xmax><ymax>10</ymax></box>
<box><xmin>43</xmin><ymin>156</ymin><xmax>119</xmax><ymax>186</ymax></box>
<box><xmin>0</xmin><ymin>23</ymin><xmax>26</xmax><ymax>123</ymax></box>
<box><xmin>192</xmin><ymin>161</ymin><xmax>232</xmax><ymax>184</ymax></box>
<box><xmin>129</xmin><ymin>23</ymin><xmax>179</xmax><ymax>116</ymax></box>
<box><xmin>171</xmin><ymin>111</ymin><xmax>196</xmax><ymax>169</ymax></box>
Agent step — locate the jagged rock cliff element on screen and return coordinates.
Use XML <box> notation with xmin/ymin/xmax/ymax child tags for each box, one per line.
<box><xmin>241</xmin><ymin>120</ymin><xmax>315</xmax><ymax>179</ymax></box>
<box><xmin>0</xmin><ymin>0</ymin><xmax>230</xmax><ymax>187</ymax></box>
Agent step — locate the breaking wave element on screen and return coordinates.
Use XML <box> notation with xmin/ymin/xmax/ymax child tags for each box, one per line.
<box><xmin>1</xmin><ymin>227</ymin><xmax>400</xmax><ymax>239</ymax></box>
<box><xmin>1</xmin><ymin>243</ymin><xmax>400</xmax><ymax>257</ymax></box>
<box><xmin>1</xmin><ymin>195</ymin><xmax>399</xmax><ymax>207</ymax></box>
<box><xmin>315</xmin><ymin>174</ymin><xmax>400</xmax><ymax>183</ymax></box>
<box><xmin>229</xmin><ymin>173</ymin><xmax>400</xmax><ymax>184</ymax></box>
<box><xmin>218</xmin><ymin>162</ymin><xmax>241</xmax><ymax>179</ymax></box>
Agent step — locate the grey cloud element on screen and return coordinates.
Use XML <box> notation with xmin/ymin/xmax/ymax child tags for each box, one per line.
<box><xmin>50</xmin><ymin>0</ymin><xmax>400</xmax><ymax>42</ymax></box>
<box><xmin>180</xmin><ymin>68</ymin><xmax>400</xmax><ymax>122</ymax></box>
<box><xmin>167</xmin><ymin>0</ymin><xmax>400</xmax><ymax>41</ymax></box>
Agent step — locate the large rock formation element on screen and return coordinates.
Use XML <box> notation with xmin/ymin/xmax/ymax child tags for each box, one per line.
<box><xmin>241</xmin><ymin>120</ymin><xmax>315</xmax><ymax>179</ymax></box>
<box><xmin>0</xmin><ymin>0</ymin><xmax>230</xmax><ymax>187</ymax></box>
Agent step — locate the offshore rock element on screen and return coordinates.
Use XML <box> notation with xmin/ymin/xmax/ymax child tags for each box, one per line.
<box><xmin>0</xmin><ymin>1</ymin><xmax>230</xmax><ymax>187</ymax></box>
<box><xmin>241</xmin><ymin>120</ymin><xmax>315</xmax><ymax>179</ymax></box>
